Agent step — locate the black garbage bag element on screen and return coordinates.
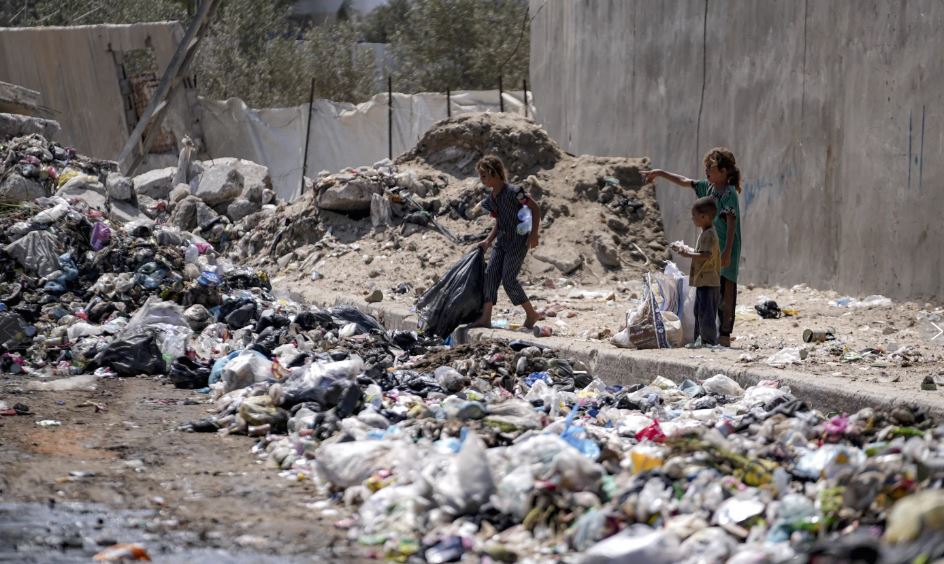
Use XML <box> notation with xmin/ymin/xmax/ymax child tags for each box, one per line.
<box><xmin>220</xmin><ymin>299</ymin><xmax>257</xmax><ymax>330</ymax></box>
<box><xmin>328</xmin><ymin>305</ymin><xmax>385</xmax><ymax>334</ymax></box>
<box><xmin>755</xmin><ymin>300</ymin><xmax>782</xmax><ymax>319</ymax></box>
<box><xmin>280</xmin><ymin>378</ymin><xmax>364</xmax><ymax>417</ymax></box>
<box><xmin>169</xmin><ymin>357</ymin><xmax>211</xmax><ymax>389</ymax></box>
<box><xmin>254</xmin><ymin>314</ymin><xmax>290</xmax><ymax>333</ymax></box>
<box><xmin>96</xmin><ymin>333</ymin><xmax>165</xmax><ymax>376</ymax></box>
<box><xmin>415</xmin><ymin>248</ymin><xmax>485</xmax><ymax>338</ymax></box>
<box><xmin>294</xmin><ymin>310</ymin><xmax>336</xmax><ymax>331</ymax></box>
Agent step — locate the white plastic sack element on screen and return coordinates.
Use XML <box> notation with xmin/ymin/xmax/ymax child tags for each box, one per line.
<box><xmin>627</xmin><ymin>273</ymin><xmax>674</xmax><ymax>349</ymax></box>
<box><xmin>123</xmin><ymin>296</ymin><xmax>190</xmax><ymax>334</ymax></box>
<box><xmin>662</xmin><ymin>262</ymin><xmax>697</xmax><ymax>344</ymax></box>
<box><xmin>702</xmin><ymin>374</ymin><xmax>743</xmax><ymax>396</ymax></box>
<box><xmin>423</xmin><ymin>431</ymin><xmax>495</xmax><ymax>517</ymax></box>
<box><xmin>220</xmin><ymin>350</ymin><xmax>273</xmax><ymax>393</ymax></box>
<box><xmin>580</xmin><ymin>525</ymin><xmax>681</xmax><ymax>564</ymax></box>
<box><xmin>370</xmin><ymin>193</ymin><xmax>392</xmax><ymax>228</ymax></box>
<box><xmin>610</xmin><ymin>327</ymin><xmax>632</xmax><ymax>349</ymax></box>
<box><xmin>316</xmin><ymin>440</ymin><xmax>394</xmax><ymax>489</ymax></box>
<box><xmin>767</xmin><ymin>347</ymin><xmax>802</xmax><ymax>368</ymax></box>
<box><xmin>4</xmin><ymin>229</ymin><xmax>61</xmax><ymax>277</ymax></box>
<box><xmin>32</xmin><ymin>201</ymin><xmax>70</xmax><ymax>224</ymax></box>
<box><xmin>662</xmin><ymin>311</ymin><xmax>683</xmax><ymax>348</ymax></box>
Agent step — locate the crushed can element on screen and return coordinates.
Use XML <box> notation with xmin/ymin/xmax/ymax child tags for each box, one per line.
<box><xmin>803</xmin><ymin>328</ymin><xmax>835</xmax><ymax>343</ymax></box>
<box><xmin>533</xmin><ymin>325</ymin><xmax>553</xmax><ymax>338</ymax></box>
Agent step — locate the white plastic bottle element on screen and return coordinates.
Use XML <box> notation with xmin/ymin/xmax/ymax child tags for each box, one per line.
<box><xmin>516</xmin><ymin>206</ymin><xmax>532</xmax><ymax>235</ymax></box>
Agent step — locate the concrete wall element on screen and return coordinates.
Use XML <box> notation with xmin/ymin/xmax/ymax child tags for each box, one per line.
<box><xmin>530</xmin><ymin>0</ymin><xmax>944</xmax><ymax>301</ymax></box>
<box><xmin>0</xmin><ymin>23</ymin><xmax>194</xmax><ymax>162</ymax></box>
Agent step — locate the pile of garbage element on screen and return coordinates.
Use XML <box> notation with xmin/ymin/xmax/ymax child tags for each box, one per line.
<box><xmin>0</xmin><ymin>131</ymin><xmax>285</xmax><ymax>382</ymax></box>
<box><xmin>5</xmin><ymin>130</ymin><xmax>944</xmax><ymax>563</ymax></box>
<box><xmin>181</xmin><ymin>303</ymin><xmax>944</xmax><ymax>562</ymax></box>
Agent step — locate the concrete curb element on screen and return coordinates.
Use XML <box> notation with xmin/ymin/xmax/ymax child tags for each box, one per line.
<box><xmin>276</xmin><ymin>279</ymin><xmax>944</xmax><ymax>419</ymax></box>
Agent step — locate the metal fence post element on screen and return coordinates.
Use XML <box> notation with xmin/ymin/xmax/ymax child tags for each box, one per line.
<box><xmin>300</xmin><ymin>77</ymin><xmax>315</xmax><ymax>196</ymax></box>
<box><xmin>523</xmin><ymin>79</ymin><xmax>528</xmax><ymax>117</ymax></box>
<box><xmin>387</xmin><ymin>76</ymin><xmax>393</xmax><ymax>160</ymax></box>
<box><xmin>498</xmin><ymin>75</ymin><xmax>504</xmax><ymax>112</ymax></box>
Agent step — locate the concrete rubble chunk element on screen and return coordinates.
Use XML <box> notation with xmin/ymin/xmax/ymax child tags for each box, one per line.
<box><xmin>0</xmin><ymin>112</ymin><xmax>60</xmax><ymax>140</ymax></box>
<box><xmin>317</xmin><ymin>177</ymin><xmax>383</xmax><ymax>212</ymax></box>
<box><xmin>191</xmin><ymin>164</ymin><xmax>244</xmax><ymax>206</ymax></box>
<box><xmin>171</xmin><ymin>195</ymin><xmax>219</xmax><ymax>231</ymax></box>
<box><xmin>226</xmin><ymin>198</ymin><xmax>260</xmax><ymax>222</ymax></box>
<box><xmin>169</xmin><ymin>183</ymin><xmax>191</xmax><ymax>205</ymax></box>
<box><xmin>57</xmin><ymin>174</ymin><xmax>106</xmax><ymax>209</ymax></box>
<box><xmin>593</xmin><ymin>236</ymin><xmax>621</xmax><ymax>269</ymax></box>
<box><xmin>108</xmin><ymin>200</ymin><xmax>152</xmax><ymax>225</ymax></box>
<box><xmin>533</xmin><ymin>250</ymin><xmax>583</xmax><ymax>274</ymax></box>
<box><xmin>201</xmin><ymin>158</ymin><xmax>271</xmax><ymax>200</ymax></box>
<box><xmin>105</xmin><ymin>173</ymin><xmax>134</xmax><ymax>201</ymax></box>
<box><xmin>133</xmin><ymin>167</ymin><xmax>177</xmax><ymax>200</ymax></box>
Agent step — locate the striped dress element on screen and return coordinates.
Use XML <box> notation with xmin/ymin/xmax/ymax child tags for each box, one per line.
<box><xmin>481</xmin><ymin>184</ymin><xmax>531</xmax><ymax>305</ymax></box>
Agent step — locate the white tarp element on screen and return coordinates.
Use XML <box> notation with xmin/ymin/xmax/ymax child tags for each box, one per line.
<box><xmin>198</xmin><ymin>90</ymin><xmax>532</xmax><ymax>202</ymax></box>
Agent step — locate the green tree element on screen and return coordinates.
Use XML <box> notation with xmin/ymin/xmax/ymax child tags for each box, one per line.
<box><xmin>360</xmin><ymin>0</ymin><xmax>411</xmax><ymax>43</ymax></box>
<box><xmin>0</xmin><ymin>0</ymin><xmax>186</xmax><ymax>27</ymax></box>
<box><xmin>383</xmin><ymin>0</ymin><xmax>529</xmax><ymax>93</ymax></box>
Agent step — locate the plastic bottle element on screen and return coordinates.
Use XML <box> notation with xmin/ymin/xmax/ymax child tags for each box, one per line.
<box><xmin>516</xmin><ymin>206</ymin><xmax>532</xmax><ymax>235</ymax></box>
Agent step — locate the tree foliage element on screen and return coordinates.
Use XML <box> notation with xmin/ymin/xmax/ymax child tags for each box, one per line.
<box><xmin>0</xmin><ymin>0</ymin><xmax>530</xmax><ymax>105</ymax></box>
<box><xmin>383</xmin><ymin>0</ymin><xmax>529</xmax><ymax>93</ymax></box>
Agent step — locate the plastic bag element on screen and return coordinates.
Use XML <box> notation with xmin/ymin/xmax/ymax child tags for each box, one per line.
<box><xmin>422</xmin><ymin>432</ymin><xmax>495</xmax><ymax>517</ymax></box>
<box><xmin>95</xmin><ymin>333</ymin><xmax>165</xmax><ymax>376</ymax></box>
<box><xmin>169</xmin><ymin>357</ymin><xmax>211</xmax><ymax>389</ymax></box>
<box><xmin>4</xmin><ymin>230</ymin><xmax>61</xmax><ymax>277</ymax></box>
<box><xmin>123</xmin><ymin>297</ymin><xmax>189</xmax><ymax>334</ymax></box>
<box><xmin>580</xmin><ymin>525</ymin><xmax>681</xmax><ymax>564</ymax></box>
<box><xmin>90</xmin><ymin>221</ymin><xmax>111</xmax><ymax>251</ymax></box>
<box><xmin>628</xmin><ymin>273</ymin><xmax>672</xmax><ymax>349</ymax></box>
<box><xmin>662</xmin><ymin>311</ymin><xmax>683</xmax><ymax>348</ymax></box>
<box><xmin>767</xmin><ymin>347</ymin><xmax>802</xmax><ymax>368</ymax></box>
<box><xmin>328</xmin><ymin>305</ymin><xmax>384</xmax><ymax>334</ymax></box>
<box><xmin>220</xmin><ymin>350</ymin><xmax>272</xmax><ymax>393</ymax></box>
<box><xmin>416</xmin><ymin>249</ymin><xmax>485</xmax><ymax>338</ymax></box>
<box><xmin>315</xmin><ymin>440</ymin><xmax>395</xmax><ymax>489</ymax></box>
<box><xmin>663</xmin><ymin>262</ymin><xmax>696</xmax><ymax>344</ymax></box>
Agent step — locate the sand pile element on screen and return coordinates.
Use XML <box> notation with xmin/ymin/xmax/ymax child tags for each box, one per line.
<box><xmin>231</xmin><ymin>112</ymin><xmax>668</xmax><ymax>305</ymax></box>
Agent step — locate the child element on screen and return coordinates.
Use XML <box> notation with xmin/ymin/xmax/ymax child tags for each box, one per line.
<box><xmin>469</xmin><ymin>155</ymin><xmax>544</xmax><ymax>329</ymax></box>
<box><xmin>643</xmin><ymin>147</ymin><xmax>742</xmax><ymax>347</ymax></box>
<box><xmin>671</xmin><ymin>198</ymin><xmax>721</xmax><ymax>346</ymax></box>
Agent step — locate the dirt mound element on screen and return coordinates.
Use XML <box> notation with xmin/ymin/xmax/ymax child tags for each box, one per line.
<box><xmin>399</xmin><ymin>112</ymin><xmax>562</xmax><ymax>179</ymax></box>
<box><xmin>234</xmin><ymin>112</ymin><xmax>669</xmax><ymax>311</ymax></box>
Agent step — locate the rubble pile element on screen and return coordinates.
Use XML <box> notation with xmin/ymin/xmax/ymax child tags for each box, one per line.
<box><xmin>229</xmin><ymin>113</ymin><xmax>669</xmax><ymax>304</ymax></box>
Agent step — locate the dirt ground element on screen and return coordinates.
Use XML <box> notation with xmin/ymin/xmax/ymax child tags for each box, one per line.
<box><xmin>278</xmin><ymin>255</ymin><xmax>944</xmax><ymax>401</ymax></box>
<box><xmin>0</xmin><ymin>375</ymin><xmax>369</xmax><ymax>562</ymax></box>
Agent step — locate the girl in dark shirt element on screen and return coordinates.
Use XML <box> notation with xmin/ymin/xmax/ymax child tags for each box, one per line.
<box><xmin>469</xmin><ymin>155</ymin><xmax>544</xmax><ymax>329</ymax></box>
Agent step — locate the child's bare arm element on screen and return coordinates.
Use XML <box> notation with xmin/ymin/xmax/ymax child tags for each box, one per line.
<box><xmin>643</xmin><ymin>169</ymin><xmax>695</xmax><ymax>188</ymax></box>
<box><xmin>525</xmin><ymin>199</ymin><xmax>541</xmax><ymax>248</ymax></box>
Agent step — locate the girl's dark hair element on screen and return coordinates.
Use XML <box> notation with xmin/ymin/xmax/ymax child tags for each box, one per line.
<box><xmin>704</xmin><ymin>147</ymin><xmax>741</xmax><ymax>193</ymax></box>
<box><xmin>476</xmin><ymin>155</ymin><xmax>507</xmax><ymax>183</ymax></box>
